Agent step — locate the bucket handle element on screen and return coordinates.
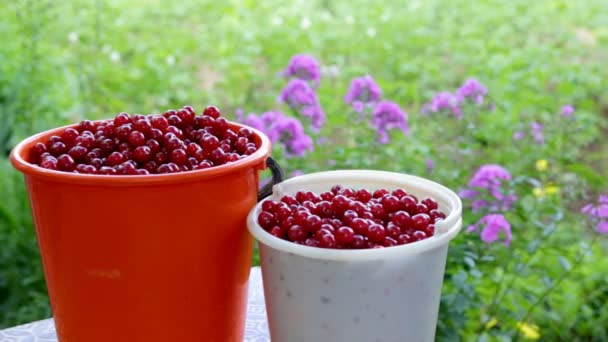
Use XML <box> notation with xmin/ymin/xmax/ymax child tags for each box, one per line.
<box><xmin>257</xmin><ymin>157</ymin><xmax>284</xmax><ymax>202</ymax></box>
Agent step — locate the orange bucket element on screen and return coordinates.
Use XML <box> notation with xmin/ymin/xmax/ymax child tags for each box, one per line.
<box><xmin>9</xmin><ymin>121</ymin><xmax>279</xmax><ymax>342</ymax></box>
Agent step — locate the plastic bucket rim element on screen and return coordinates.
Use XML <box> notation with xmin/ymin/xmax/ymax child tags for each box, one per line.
<box><xmin>9</xmin><ymin>120</ymin><xmax>272</xmax><ymax>186</ymax></box>
<box><xmin>248</xmin><ymin>170</ymin><xmax>463</xmax><ymax>262</ymax></box>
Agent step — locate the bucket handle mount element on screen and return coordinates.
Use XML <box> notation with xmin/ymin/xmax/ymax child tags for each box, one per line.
<box><xmin>257</xmin><ymin>157</ymin><xmax>284</xmax><ymax>202</ymax></box>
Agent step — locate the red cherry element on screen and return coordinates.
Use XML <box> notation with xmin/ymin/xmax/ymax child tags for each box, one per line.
<box><xmin>415</xmin><ymin>203</ymin><xmax>429</xmax><ymax>215</ymax></box>
<box><xmin>170</xmin><ymin>149</ymin><xmax>188</xmax><ymax>165</ymax></box>
<box><xmin>61</xmin><ymin>128</ymin><xmax>79</xmax><ymax>143</ymax></box>
<box><xmin>287</xmin><ymin>225</ymin><xmax>306</xmax><ymax>242</ymax></box>
<box><xmin>75</xmin><ymin>164</ymin><xmax>97</xmax><ymax>174</ymax></box>
<box><xmin>133</xmin><ymin>146</ymin><xmax>152</xmax><ymax>163</ymax></box>
<box><xmin>107</xmin><ymin>152</ymin><xmax>125</xmax><ymax>166</ymax></box>
<box><xmin>335</xmin><ymin>226</ymin><xmax>355</xmax><ymax>245</ymax></box>
<box><xmin>430</xmin><ymin>209</ymin><xmax>446</xmax><ymax>221</ymax></box>
<box><xmin>381</xmin><ymin>195</ymin><xmax>401</xmax><ymax>213</ymax></box>
<box><xmin>177</xmin><ymin>108</ymin><xmax>194</xmax><ymax>125</ymax></box>
<box><xmin>397</xmin><ymin>233</ymin><xmax>412</xmax><ymax>245</ymax></box>
<box><xmin>151</xmin><ymin>116</ymin><xmax>169</xmax><ymax>131</ymax></box>
<box><xmin>133</xmin><ymin>119</ymin><xmax>152</xmax><ymax>135</ymax></box>
<box><xmin>258</xmin><ymin>212</ymin><xmax>276</xmax><ymax>229</ymax></box>
<box><xmin>391</xmin><ymin>211</ymin><xmax>412</xmax><ymax>228</ymax></box>
<box><xmin>350</xmin><ymin>218</ymin><xmax>369</xmax><ymax>235</ymax></box>
<box><xmin>386</xmin><ymin>222</ymin><xmax>401</xmax><ymax>238</ymax></box>
<box><xmin>412</xmin><ymin>230</ymin><xmax>427</xmax><ymax>241</ymax></box>
<box><xmin>269</xmin><ymin>226</ymin><xmax>285</xmax><ymax>239</ymax></box>
<box><xmin>195</xmin><ymin>160</ymin><xmax>213</xmax><ymax>169</ymax></box>
<box><xmin>355</xmin><ymin>189</ymin><xmax>372</xmax><ymax>203</ymax></box>
<box><xmin>203</xmin><ymin>106</ymin><xmax>221</xmax><ymax>119</ymax></box>
<box><xmin>367</xmin><ymin>224</ymin><xmax>386</xmax><ymax>243</ymax></box>
<box><xmin>315</xmin><ymin>201</ymin><xmax>333</xmax><ymax>217</ymax></box>
<box><xmin>330</xmin><ymin>185</ymin><xmax>343</xmax><ymax>194</ymax></box>
<box><xmin>79</xmin><ymin>120</ymin><xmax>95</xmax><ymax>132</ymax></box>
<box><xmin>400</xmin><ymin>196</ymin><xmax>417</xmax><ymax>214</ymax></box>
<box><xmin>56</xmin><ymin>154</ymin><xmax>76</xmax><ymax>171</ymax></box>
<box><xmin>383</xmin><ymin>236</ymin><xmax>398</xmax><ymax>247</ymax></box>
<box><xmin>421</xmin><ymin>197</ymin><xmax>439</xmax><ymax>211</ymax></box>
<box><xmin>315</xmin><ymin>230</ymin><xmax>336</xmax><ymax>248</ymax></box>
<box><xmin>411</xmin><ymin>213</ymin><xmax>431</xmax><ymax>231</ymax></box>
<box><xmin>391</xmin><ymin>189</ymin><xmax>408</xmax><ymax>198</ymax></box>
<box><xmin>281</xmin><ymin>195</ymin><xmax>298</xmax><ymax>206</ymax></box>
<box><xmin>423</xmin><ymin>224</ymin><xmax>435</xmax><ymax>237</ymax></box>
<box><xmin>305</xmin><ymin>215</ymin><xmax>322</xmax><ymax>233</ymax></box>
<box><xmin>114</xmin><ymin>113</ymin><xmax>131</xmax><ymax>126</ymax></box>
<box><xmin>40</xmin><ymin>157</ymin><xmax>58</xmax><ymax>170</ymax></box>
<box><xmin>304</xmin><ymin>238</ymin><xmax>320</xmax><ymax>247</ymax></box>
<box><xmin>49</xmin><ymin>142</ymin><xmax>67</xmax><ymax>155</ymax></box>
<box><xmin>116</xmin><ymin>124</ymin><xmax>133</xmax><ymax>141</ymax></box>
<box><xmin>68</xmin><ymin>146</ymin><xmax>88</xmax><ymax>161</ymax></box>
<box><xmin>373</xmin><ymin>189</ymin><xmax>389</xmax><ymax>198</ymax></box>
<box><xmin>351</xmin><ymin>234</ymin><xmax>366</xmax><ymax>249</ymax></box>
<box><xmin>128</xmin><ymin>131</ymin><xmax>146</xmax><ymax>147</ymax></box>
<box><xmin>338</xmin><ymin>188</ymin><xmax>355</xmax><ymax>197</ymax></box>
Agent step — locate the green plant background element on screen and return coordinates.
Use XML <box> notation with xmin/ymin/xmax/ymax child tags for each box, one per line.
<box><xmin>1</xmin><ymin>0</ymin><xmax>607</xmax><ymax>340</ymax></box>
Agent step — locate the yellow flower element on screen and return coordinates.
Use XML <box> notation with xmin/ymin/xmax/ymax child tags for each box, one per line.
<box><xmin>517</xmin><ymin>322</ymin><xmax>541</xmax><ymax>340</ymax></box>
<box><xmin>533</xmin><ymin>185</ymin><xmax>560</xmax><ymax>198</ymax></box>
<box><xmin>535</xmin><ymin>159</ymin><xmax>548</xmax><ymax>172</ymax></box>
<box><xmin>485</xmin><ymin>317</ymin><xmax>498</xmax><ymax>330</ymax></box>
<box><xmin>544</xmin><ymin>185</ymin><xmax>560</xmax><ymax>195</ymax></box>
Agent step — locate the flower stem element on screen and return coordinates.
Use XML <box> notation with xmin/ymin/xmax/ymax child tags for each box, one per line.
<box><xmin>486</xmin><ymin>224</ymin><xmax>557</xmax><ymax>317</ymax></box>
<box><xmin>512</xmin><ymin>236</ymin><xmax>598</xmax><ymax>341</ymax></box>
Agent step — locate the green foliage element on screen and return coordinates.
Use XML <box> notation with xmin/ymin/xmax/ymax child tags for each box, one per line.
<box><xmin>0</xmin><ymin>160</ymin><xmax>49</xmax><ymax>327</ymax></box>
<box><xmin>0</xmin><ymin>1</ymin><xmax>607</xmax><ymax>340</ymax></box>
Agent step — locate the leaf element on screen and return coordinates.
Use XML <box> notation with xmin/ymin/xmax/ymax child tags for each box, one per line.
<box><xmin>527</xmin><ymin>239</ymin><xmax>541</xmax><ymax>253</ymax></box>
<box><xmin>470</xmin><ymin>269</ymin><xmax>483</xmax><ymax>278</ymax></box>
<box><xmin>566</xmin><ymin>163</ymin><xmax>607</xmax><ymax>187</ymax></box>
<box><xmin>543</xmin><ymin>276</ymin><xmax>553</xmax><ymax>287</ymax></box>
<box><xmin>558</xmin><ymin>256</ymin><xmax>572</xmax><ymax>271</ymax></box>
<box><xmin>464</xmin><ymin>256</ymin><xmax>476</xmax><ymax>268</ymax></box>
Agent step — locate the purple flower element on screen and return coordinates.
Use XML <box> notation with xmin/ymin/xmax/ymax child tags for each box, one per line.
<box><xmin>281</xmin><ymin>54</ymin><xmax>321</xmax><ymax>86</ymax></box>
<box><xmin>236</xmin><ymin>109</ymin><xmax>265</xmax><ymax>132</ymax></box>
<box><xmin>423</xmin><ymin>92</ymin><xmax>463</xmax><ymax>119</ymax></box>
<box><xmin>352</xmin><ymin>101</ymin><xmax>365</xmax><ymax>113</ymax></box>
<box><xmin>422</xmin><ymin>78</ymin><xmax>488</xmax><ymax>119</ymax></box>
<box><xmin>272</xmin><ymin>116</ymin><xmax>314</xmax><ymax>157</ymax></box>
<box><xmin>457</xmin><ymin>78</ymin><xmax>488</xmax><ymax>104</ymax></box>
<box><xmin>561</xmin><ymin>105</ymin><xmax>575</xmax><ymax>117</ymax></box>
<box><xmin>460</xmin><ymin>164</ymin><xmax>516</xmax><ymax>212</ymax></box>
<box><xmin>279</xmin><ymin>79</ymin><xmax>325</xmax><ymax>131</ymax></box>
<box><xmin>513</xmin><ymin>131</ymin><xmax>524</xmax><ymax>140</ymax></box>
<box><xmin>598</xmin><ymin>221</ymin><xmax>608</xmax><ymax>234</ymax></box>
<box><xmin>371</xmin><ymin>101</ymin><xmax>409</xmax><ymax>144</ymax></box>
<box><xmin>530</xmin><ymin>122</ymin><xmax>544</xmax><ymax>145</ymax></box>
<box><xmin>471</xmin><ymin>199</ymin><xmax>489</xmax><ymax>212</ymax></box>
<box><xmin>236</xmin><ymin>110</ymin><xmax>313</xmax><ymax>157</ymax></box>
<box><xmin>467</xmin><ymin>214</ymin><xmax>512</xmax><ymax>246</ymax></box>
<box><xmin>425</xmin><ymin>158</ymin><xmax>434</xmax><ymax>172</ymax></box>
<box><xmin>345</xmin><ymin>75</ymin><xmax>382</xmax><ymax>105</ymax></box>
<box><xmin>468</xmin><ymin>164</ymin><xmax>512</xmax><ymax>188</ymax></box>
<box><xmin>581</xmin><ymin>194</ymin><xmax>608</xmax><ymax>234</ymax></box>
<box><xmin>291</xmin><ymin>170</ymin><xmax>304</xmax><ymax>177</ymax></box>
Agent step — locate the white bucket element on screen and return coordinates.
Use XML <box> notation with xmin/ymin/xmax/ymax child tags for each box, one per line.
<box><xmin>247</xmin><ymin>170</ymin><xmax>463</xmax><ymax>342</ymax></box>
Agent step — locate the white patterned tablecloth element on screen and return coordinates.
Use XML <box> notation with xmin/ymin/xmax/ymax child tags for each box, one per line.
<box><xmin>0</xmin><ymin>267</ymin><xmax>269</xmax><ymax>342</ymax></box>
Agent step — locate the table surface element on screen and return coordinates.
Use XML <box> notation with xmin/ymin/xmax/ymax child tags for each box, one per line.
<box><xmin>0</xmin><ymin>267</ymin><xmax>270</xmax><ymax>342</ymax></box>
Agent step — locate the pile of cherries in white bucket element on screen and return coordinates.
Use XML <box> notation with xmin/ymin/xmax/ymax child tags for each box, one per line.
<box><xmin>258</xmin><ymin>186</ymin><xmax>446</xmax><ymax>249</ymax></box>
